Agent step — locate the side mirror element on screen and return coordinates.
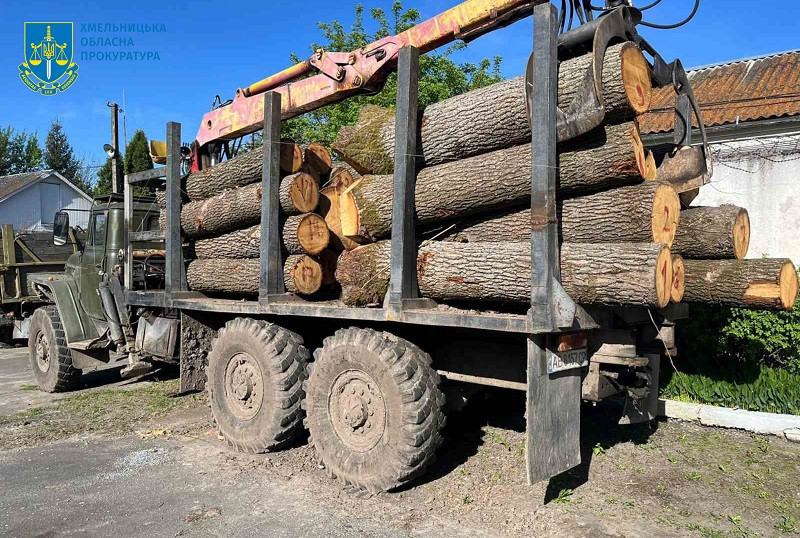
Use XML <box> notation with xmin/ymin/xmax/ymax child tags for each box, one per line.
<box><xmin>53</xmin><ymin>211</ymin><xmax>69</xmax><ymax>246</ymax></box>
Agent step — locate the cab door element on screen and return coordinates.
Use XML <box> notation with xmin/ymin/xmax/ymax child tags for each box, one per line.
<box><xmin>77</xmin><ymin>211</ymin><xmax>107</xmax><ymax>321</ymax></box>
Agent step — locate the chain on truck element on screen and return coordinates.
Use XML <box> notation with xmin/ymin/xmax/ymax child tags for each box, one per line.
<box><xmin>25</xmin><ymin>0</ymin><xmax>711</xmax><ymax>493</ymax></box>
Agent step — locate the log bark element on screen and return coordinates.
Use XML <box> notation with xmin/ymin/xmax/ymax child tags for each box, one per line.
<box><xmin>183</xmin><ymin>140</ymin><xmax>301</xmax><ymax>201</ymax></box>
<box><xmin>671</xmin><ymin>254</ymin><xmax>685</xmax><ymax>303</ymax></box>
<box><xmin>181</xmin><ymin>182</ymin><xmax>262</xmax><ymax>237</ymax></box>
<box><xmin>336</xmin><ymin>241</ymin><xmax>673</xmax><ymax>308</ymax></box>
<box><xmin>333</xmin><ymin>42</ymin><xmax>652</xmax><ymax>174</ymax></box>
<box><xmin>435</xmin><ymin>182</ymin><xmax>679</xmax><ymax>246</ymax></box>
<box><xmin>186</xmin><ymin>255</ymin><xmax>325</xmax><ymax>296</ymax></box>
<box><xmin>282</xmin><ymin>213</ymin><xmax>330</xmax><ymax>255</ymax></box>
<box><xmin>339</xmin><ymin>122</ymin><xmax>653</xmax><ymax>244</ymax></box>
<box><xmin>671</xmin><ymin>205</ymin><xmax>750</xmax><ymax>260</ymax></box>
<box><xmin>683</xmin><ymin>259</ymin><xmax>798</xmax><ymax>310</ymax></box>
<box><xmin>280</xmin><ymin>172</ymin><xmax>319</xmax><ymax>214</ymax></box>
<box><xmin>192</xmin><ymin>225</ymin><xmax>261</xmax><ymax>259</ymax></box>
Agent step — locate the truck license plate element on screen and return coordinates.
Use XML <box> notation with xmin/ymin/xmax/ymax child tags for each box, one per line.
<box><xmin>547</xmin><ymin>348</ymin><xmax>588</xmax><ymax>374</ymax></box>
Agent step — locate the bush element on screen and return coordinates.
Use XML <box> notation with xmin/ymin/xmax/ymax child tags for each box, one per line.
<box><xmin>661</xmin><ymin>297</ymin><xmax>800</xmax><ymax>415</ymax></box>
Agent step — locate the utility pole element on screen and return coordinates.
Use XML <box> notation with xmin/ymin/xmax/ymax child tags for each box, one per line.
<box><xmin>107</xmin><ymin>102</ymin><xmax>124</xmax><ymax>194</ymax></box>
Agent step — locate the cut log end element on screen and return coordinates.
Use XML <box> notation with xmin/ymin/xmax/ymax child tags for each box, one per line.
<box><xmin>280</xmin><ymin>139</ymin><xmax>303</xmax><ymax>174</ymax></box>
<box><xmin>733</xmin><ymin>208</ymin><xmax>751</xmax><ymax>260</ymax></box>
<box><xmin>319</xmin><ymin>185</ymin><xmax>360</xmax><ymax>251</ymax></box>
<box><xmin>671</xmin><ymin>254</ymin><xmax>685</xmax><ymax>303</ymax></box>
<box><xmin>631</xmin><ymin>122</ymin><xmax>655</xmax><ymax>180</ymax></box>
<box><xmin>283</xmin><ymin>213</ymin><xmax>330</xmax><ymax>255</ymax></box>
<box><xmin>655</xmin><ymin>245</ymin><xmax>674</xmax><ymax>308</ymax></box>
<box><xmin>779</xmin><ymin>261</ymin><xmax>799</xmax><ymax>309</ymax></box>
<box><xmin>651</xmin><ymin>183</ymin><xmax>681</xmax><ymax>246</ymax></box>
<box><xmin>281</xmin><ymin>172</ymin><xmax>319</xmax><ymax>214</ymax></box>
<box><xmin>304</xmin><ymin>142</ymin><xmax>333</xmax><ymax>177</ymax></box>
<box><xmin>644</xmin><ymin>150</ymin><xmax>657</xmax><ymax>181</ymax></box>
<box><xmin>337</xmin><ymin>180</ymin><xmax>362</xmax><ymax>246</ymax></box>
<box><xmin>284</xmin><ymin>254</ymin><xmax>323</xmax><ymax>295</ymax></box>
<box><xmin>329</xmin><ymin>166</ymin><xmax>356</xmax><ymax>189</ymax></box>
<box><xmin>620</xmin><ymin>43</ymin><xmax>653</xmax><ymax>115</ymax></box>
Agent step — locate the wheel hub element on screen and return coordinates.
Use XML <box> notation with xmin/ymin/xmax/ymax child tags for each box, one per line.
<box><xmin>329</xmin><ymin>370</ymin><xmax>386</xmax><ymax>452</ymax></box>
<box><xmin>224</xmin><ymin>353</ymin><xmax>263</xmax><ymax>420</ymax></box>
<box><xmin>35</xmin><ymin>331</ymin><xmax>50</xmax><ymax>372</ymax></box>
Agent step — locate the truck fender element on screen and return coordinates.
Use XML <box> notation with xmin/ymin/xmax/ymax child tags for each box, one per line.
<box><xmin>27</xmin><ymin>275</ymin><xmax>99</xmax><ymax>345</ymax></box>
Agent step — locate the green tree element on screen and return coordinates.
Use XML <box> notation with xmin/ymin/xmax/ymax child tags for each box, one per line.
<box><xmin>124</xmin><ymin>129</ymin><xmax>153</xmax><ymax>174</ymax></box>
<box><xmin>44</xmin><ymin>120</ymin><xmax>82</xmax><ymax>183</ymax></box>
<box><xmin>94</xmin><ymin>129</ymin><xmax>153</xmax><ymax>197</ymax></box>
<box><xmin>94</xmin><ymin>159</ymin><xmax>113</xmax><ymax>197</ymax></box>
<box><xmin>0</xmin><ymin>127</ymin><xmax>43</xmax><ymax>175</ymax></box>
<box><xmin>281</xmin><ymin>1</ymin><xmax>504</xmax><ymax>145</ymax></box>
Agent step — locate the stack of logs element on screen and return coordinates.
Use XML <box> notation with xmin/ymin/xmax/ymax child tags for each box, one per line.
<box><xmin>178</xmin><ymin>40</ymin><xmax>798</xmax><ymax>312</ymax></box>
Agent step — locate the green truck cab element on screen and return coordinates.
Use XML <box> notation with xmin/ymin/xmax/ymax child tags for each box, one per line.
<box><xmin>26</xmin><ymin>195</ymin><xmax>164</xmax><ymax>391</ymax></box>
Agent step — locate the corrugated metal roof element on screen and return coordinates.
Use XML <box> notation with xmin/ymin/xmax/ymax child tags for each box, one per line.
<box><xmin>0</xmin><ymin>170</ymin><xmax>53</xmax><ymax>200</ymax></box>
<box><xmin>640</xmin><ymin>50</ymin><xmax>800</xmax><ymax>134</ymax></box>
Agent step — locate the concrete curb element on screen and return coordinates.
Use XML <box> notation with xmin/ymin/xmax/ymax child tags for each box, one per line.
<box><xmin>658</xmin><ymin>399</ymin><xmax>800</xmax><ymax>443</ymax></box>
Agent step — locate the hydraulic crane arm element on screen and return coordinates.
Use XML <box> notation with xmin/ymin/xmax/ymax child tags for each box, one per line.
<box><xmin>192</xmin><ymin>0</ymin><xmax>543</xmax><ymax>161</ymax></box>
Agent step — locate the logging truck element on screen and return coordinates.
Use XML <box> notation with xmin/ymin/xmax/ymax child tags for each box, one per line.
<box><xmin>24</xmin><ymin>0</ymin><xmax>799</xmax><ymax>496</ymax></box>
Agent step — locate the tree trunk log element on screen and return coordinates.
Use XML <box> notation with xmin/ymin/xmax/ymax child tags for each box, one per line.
<box><xmin>282</xmin><ymin>213</ymin><xmax>330</xmax><ymax>255</ymax></box>
<box><xmin>683</xmin><ymin>259</ymin><xmax>798</xmax><ymax>310</ymax></box>
<box><xmin>284</xmin><ymin>254</ymin><xmax>325</xmax><ymax>295</ymax></box>
<box><xmin>280</xmin><ymin>172</ymin><xmax>319</xmax><ymax>214</ymax></box>
<box><xmin>183</xmin><ymin>140</ymin><xmax>301</xmax><ymax>201</ymax></box>
<box><xmin>180</xmin><ymin>182</ymin><xmax>262</xmax><ymax>237</ymax></box>
<box><xmin>186</xmin><ymin>255</ymin><xmax>325</xmax><ymax>296</ymax></box>
<box><xmin>303</xmin><ymin>142</ymin><xmax>332</xmax><ymax>180</ymax></box>
<box><xmin>671</xmin><ymin>205</ymin><xmax>750</xmax><ymax>260</ymax></box>
<box><xmin>336</xmin><ymin>241</ymin><xmax>673</xmax><ymax>308</ymax></box>
<box><xmin>339</xmin><ymin>122</ymin><xmax>653</xmax><ymax>244</ymax></box>
<box><xmin>319</xmin><ymin>185</ymin><xmax>360</xmax><ymax>251</ymax></box>
<box><xmin>332</xmin><ymin>42</ymin><xmax>652</xmax><ymax>174</ymax></box>
<box><xmin>435</xmin><ymin>182</ymin><xmax>679</xmax><ymax>245</ymax></box>
<box><xmin>329</xmin><ymin>164</ymin><xmax>358</xmax><ymax>189</ymax></box>
<box><xmin>671</xmin><ymin>254</ymin><xmax>685</xmax><ymax>303</ymax></box>
<box><xmin>191</xmin><ymin>216</ymin><xmax>329</xmax><ymax>259</ymax></box>
<box><xmin>192</xmin><ymin>225</ymin><xmax>261</xmax><ymax>259</ymax></box>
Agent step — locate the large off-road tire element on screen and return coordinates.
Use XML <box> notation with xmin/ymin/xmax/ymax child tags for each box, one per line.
<box><xmin>28</xmin><ymin>306</ymin><xmax>80</xmax><ymax>392</ymax></box>
<box><xmin>304</xmin><ymin>327</ymin><xmax>446</xmax><ymax>494</ymax></box>
<box><xmin>207</xmin><ymin>318</ymin><xmax>308</xmax><ymax>452</ymax></box>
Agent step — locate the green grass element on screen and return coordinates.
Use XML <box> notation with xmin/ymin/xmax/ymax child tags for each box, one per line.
<box><xmin>0</xmin><ymin>380</ymin><xmax>202</xmax><ymax>449</ymax></box>
<box><xmin>18</xmin><ymin>384</ymin><xmax>39</xmax><ymax>391</ymax></box>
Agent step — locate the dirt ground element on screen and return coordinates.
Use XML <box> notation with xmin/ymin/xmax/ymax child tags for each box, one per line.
<box><xmin>1</xmin><ymin>346</ymin><xmax>799</xmax><ymax>537</ymax></box>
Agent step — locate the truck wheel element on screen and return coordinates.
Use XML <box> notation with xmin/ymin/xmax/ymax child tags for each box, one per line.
<box><xmin>28</xmin><ymin>306</ymin><xmax>80</xmax><ymax>392</ymax></box>
<box><xmin>207</xmin><ymin>318</ymin><xmax>308</xmax><ymax>452</ymax></box>
<box><xmin>304</xmin><ymin>327</ymin><xmax>446</xmax><ymax>494</ymax></box>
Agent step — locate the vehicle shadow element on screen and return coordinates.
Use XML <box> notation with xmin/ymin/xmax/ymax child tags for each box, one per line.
<box><xmin>400</xmin><ymin>385</ymin><xmax>657</xmax><ymax>497</ymax></box>
<box><xmin>543</xmin><ymin>401</ymin><xmax>657</xmax><ymax>503</ymax></box>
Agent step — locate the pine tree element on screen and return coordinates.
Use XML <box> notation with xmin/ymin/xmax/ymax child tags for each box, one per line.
<box><xmin>94</xmin><ymin>159</ymin><xmax>113</xmax><ymax>197</ymax></box>
<box><xmin>44</xmin><ymin>119</ymin><xmax>82</xmax><ymax>182</ymax></box>
<box><xmin>124</xmin><ymin>129</ymin><xmax>153</xmax><ymax>174</ymax></box>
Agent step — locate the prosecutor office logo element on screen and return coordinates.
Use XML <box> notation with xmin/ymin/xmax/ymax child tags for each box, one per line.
<box><xmin>19</xmin><ymin>22</ymin><xmax>79</xmax><ymax>96</ymax></box>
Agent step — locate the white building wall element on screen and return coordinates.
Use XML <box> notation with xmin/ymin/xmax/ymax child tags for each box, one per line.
<box><xmin>693</xmin><ymin>136</ymin><xmax>800</xmax><ymax>264</ymax></box>
<box><xmin>0</xmin><ymin>175</ymin><xmax>91</xmax><ymax>231</ymax></box>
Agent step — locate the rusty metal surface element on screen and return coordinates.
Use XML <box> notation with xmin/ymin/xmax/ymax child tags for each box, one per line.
<box><xmin>641</xmin><ymin>50</ymin><xmax>800</xmax><ymax>134</ymax></box>
<box><xmin>193</xmin><ymin>0</ymin><xmax>541</xmax><ymax>149</ymax></box>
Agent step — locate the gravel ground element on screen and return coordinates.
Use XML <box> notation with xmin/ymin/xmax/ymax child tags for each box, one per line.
<box><xmin>1</xmin><ymin>346</ymin><xmax>799</xmax><ymax>537</ymax></box>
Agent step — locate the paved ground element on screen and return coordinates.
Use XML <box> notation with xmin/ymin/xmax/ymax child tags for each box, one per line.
<box><xmin>1</xmin><ymin>346</ymin><xmax>799</xmax><ymax>538</ymax></box>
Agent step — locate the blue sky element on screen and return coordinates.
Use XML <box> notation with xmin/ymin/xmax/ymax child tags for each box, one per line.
<box><xmin>1</xmin><ymin>0</ymin><xmax>798</xmax><ymax>180</ymax></box>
